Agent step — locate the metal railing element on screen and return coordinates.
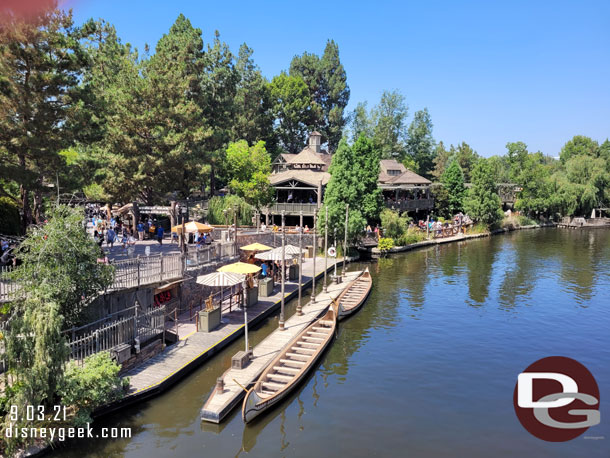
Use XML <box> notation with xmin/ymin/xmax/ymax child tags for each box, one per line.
<box><xmin>66</xmin><ymin>305</ymin><xmax>165</xmax><ymax>364</ymax></box>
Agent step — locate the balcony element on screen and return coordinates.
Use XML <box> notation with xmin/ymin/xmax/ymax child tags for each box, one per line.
<box><xmin>265</xmin><ymin>202</ymin><xmax>318</xmax><ymax>215</ymax></box>
<box><xmin>385</xmin><ymin>198</ymin><xmax>434</xmax><ymax>212</ymax></box>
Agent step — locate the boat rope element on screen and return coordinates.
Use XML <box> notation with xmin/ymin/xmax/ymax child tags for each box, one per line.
<box><xmin>233</xmin><ymin>378</ymin><xmax>248</xmax><ymax>392</ymax></box>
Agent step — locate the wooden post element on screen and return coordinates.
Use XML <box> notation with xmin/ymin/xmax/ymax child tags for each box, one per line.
<box><xmin>297</xmin><ymin>211</ymin><xmax>303</xmax><ymax>316</ymax></box>
<box><xmin>137</xmin><ymin>255</ymin><xmax>141</xmax><ymax>287</ymax></box>
<box><xmin>233</xmin><ymin>205</ymin><xmax>238</xmax><ymax>259</ymax></box>
<box><xmin>160</xmin><ymin>253</ymin><xmax>164</xmax><ymax>282</ymax></box>
<box><xmin>311</xmin><ymin>208</ymin><xmax>317</xmax><ymax>304</ymax></box>
<box><xmin>343</xmin><ymin>204</ymin><xmax>349</xmax><ymax>278</ymax></box>
<box><xmin>279</xmin><ymin>211</ymin><xmax>286</xmax><ymax>330</ymax></box>
<box><xmin>174</xmin><ymin>307</ymin><xmax>178</xmax><ymax>340</ymax></box>
<box><xmin>323</xmin><ymin>205</ymin><xmax>328</xmax><ymax>293</ymax></box>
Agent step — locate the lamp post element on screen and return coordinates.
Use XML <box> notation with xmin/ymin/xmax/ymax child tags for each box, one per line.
<box><xmin>233</xmin><ymin>205</ymin><xmax>238</xmax><ymax>258</ymax></box>
<box><xmin>333</xmin><ymin>227</ymin><xmax>337</xmax><ymax>279</ymax></box>
<box><xmin>343</xmin><ymin>204</ymin><xmax>349</xmax><ymax>278</ymax></box>
<box><xmin>323</xmin><ymin>205</ymin><xmax>328</xmax><ymax>293</ymax></box>
<box><xmin>279</xmin><ymin>210</ymin><xmax>286</xmax><ymax>330</ymax></box>
<box><xmin>181</xmin><ymin>205</ymin><xmax>187</xmax><ymax>254</ymax></box>
<box><xmin>311</xmin><ymin>208</ymin><xmax>317</xmax><ymax>304</ymax></box>
<box><xmin>297</xmin><ymin>210</ymin><xmax>304</xmax><ymax>316</ymax></box>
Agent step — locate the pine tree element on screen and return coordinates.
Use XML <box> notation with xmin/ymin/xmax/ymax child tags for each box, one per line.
<box><xmin>405</xmin><ymin>108</ymin><xmax>435</xmax><ymax>178</ymax></box>
<box><xmin>441</xmin><ymin>159</ymin><xmax>466</xmax><ymax>215</ymax></box>
<box><xmin>464</xmin><ymin>160</ymin><xmax>504</xmax><ymax>227</ymax></box>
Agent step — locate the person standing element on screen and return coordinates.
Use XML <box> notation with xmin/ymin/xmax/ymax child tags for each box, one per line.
<box><xmin>156</xmin><ymin>224</ymin><xmax>164</xmax><ymax>245</ymax></box>
<box><xmin>106</xmin><ymin>227</ymin><xmax>116</xmax><ymax>251</ymax></box>
<box><xmin>137</xmin><ymin>221</ymin><xmax>145</xmax><ymax>241</ymax></box>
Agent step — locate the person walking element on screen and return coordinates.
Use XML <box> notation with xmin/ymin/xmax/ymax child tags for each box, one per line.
<box><xmin>137</xmin><ymin>221</ymin><xmax>145</xmax><ymax>241</ymax></box>
<box><xmin>106</xmin><ymin>227</ymin><xmax>116</xmax><ymax>251</ymax></box>
<box><xmin>156</xmin><ymin>224</ymin><xmax>164</xmax><ymax>245</ymax></box>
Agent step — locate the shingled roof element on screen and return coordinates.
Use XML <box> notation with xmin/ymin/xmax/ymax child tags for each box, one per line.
<box><xmin>269</xmin><ymin>169</ymin><xmax>331</xmax><ymax>187</ymax></box>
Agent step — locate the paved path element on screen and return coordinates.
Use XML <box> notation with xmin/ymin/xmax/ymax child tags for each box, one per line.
<box><xmin>122</xmin><ymin>256</ymin><xmax>341</xmax><ymax>398</ymax></box>
<box><xmin>200</xmin><ymin>270</ymin><xmax>360</xmax><ymax>423</ymax></box>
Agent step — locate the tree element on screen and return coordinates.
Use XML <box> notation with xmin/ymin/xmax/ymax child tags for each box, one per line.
<box><xmin>559</xmin><ymin>135</ymin><xmax>599</xmax><ymax>163</ymax></box>
<box><xmin>225</xmin><ymin>140</ymin><xmax>274</xmax><ymax>211</ymax></box>
<box><xmin>431</xmin><ymin>141</ymin><xmax>450</xmax><ymax>180</ymax></box>
<box><xmin>405</xmin><ymin>108</ymin><xmax>435</xmax><ymax>178</ymax></box>
<box><xmin>321</xmin><ymin>135</ymin><xmax>382</xmax><ymax>241</ymax></box>
<box><xmin>289</xmin><ymin>40</ymin><xmax>350</xmax><ymax>152</ymax></box>
<box><xmin>0</xmin><ymin>6</ymin><xmax>89</xmax><ymax>229</ymax></box>
<box><xmin>3</xmin><ymin>206</ymin><xmax>113</xmax><ymax>451</ymax></box>
<box><xmin>453</xmin><ymin>142</ymin><xmax>479</xmax><ymax>182</ymax></box>
<box><xmin>441</xmin><ymin>159</ymin><xmax>466</xmax><ymax>215</ymax></box>
<box><xmin>348</xmin><ymin>101</ymin><xmax>373</xmax><ymax>143</ymax></box>
<box><xmin>231</xmin><ymin>44</ymin><xmax>275</xmax><ymax>151</ymax></box>
<box><xmin>464</xmin><ymin>159</ymin><xmax>504</xmax><ymax>228</ymax></box>
<box><xmin>371</xmin><ymin>90</ymin><xmax>409</xmax><ymax>159</ymax></box>
<box><xmin>506</xmin><ymin>141</ymin><xmax>529</xmax><ymax>183</ymax></box>
<box><xmin>268</xmin><ymin>73</ymin><xmax>312</xmax><ymax>154</ymax></box>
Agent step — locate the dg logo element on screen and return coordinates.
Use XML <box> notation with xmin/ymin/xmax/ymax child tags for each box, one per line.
<box><xmin>513</xmin><ymin>356</ymin><xmax>601</xmax><ymax>441</ymax></box>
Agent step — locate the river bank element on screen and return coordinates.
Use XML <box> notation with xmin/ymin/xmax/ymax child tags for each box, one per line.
<box><xmin>368</xmin><ymin>222</ymin><xmax>557</xmax><ymax>256</ymax></box>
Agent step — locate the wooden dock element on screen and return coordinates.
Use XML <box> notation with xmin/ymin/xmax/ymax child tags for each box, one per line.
<box><xmin>96</xmin><ymin>256</ymin><xmax>345</xmax><ymax>415</ymax></box>
<box><xmin>200</xmin><ymin>270</ymin><xmax>362</xmax><ymax>424</ymax></box>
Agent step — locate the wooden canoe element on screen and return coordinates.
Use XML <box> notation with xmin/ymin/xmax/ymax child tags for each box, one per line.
<box><xmin>242</xmin><ymin>305</ymin><xmax>337</xmax><ymax>423</ymax></box>
<box><xmin>337</xmin><ymin>268</ymin><xmax>372</xmax><ymax>321</ymax></box>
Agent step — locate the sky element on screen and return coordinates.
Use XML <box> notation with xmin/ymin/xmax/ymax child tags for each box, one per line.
<box><xmin>63</xmin><ymin>0</ymin><xmax>610</xmax><ymax>157</ymax></box>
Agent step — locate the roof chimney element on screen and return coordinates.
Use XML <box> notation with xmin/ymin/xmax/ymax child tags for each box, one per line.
<box><xmin>309</xmin><ymin>131</ymin><xmax>321</xmax><ymax>153</ymax></box>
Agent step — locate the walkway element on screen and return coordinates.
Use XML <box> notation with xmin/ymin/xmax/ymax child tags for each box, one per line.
<box><xmin>115</xmin><ymin>256</ymin><xmax>342</xmax><ymax>409</ymax></box>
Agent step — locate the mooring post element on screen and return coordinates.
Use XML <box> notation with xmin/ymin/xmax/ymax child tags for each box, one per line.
<box><xmin>215</xmin><ymin>377</ymin><xmax>224</xmax><ymax>394</ymax></box>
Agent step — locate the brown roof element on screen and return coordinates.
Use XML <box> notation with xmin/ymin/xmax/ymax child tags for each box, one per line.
<box><xmin>378</xmin><ymin>159</ymin><xmax>431</xmax><ymax>185</ymax></box>
<box><xmin>288</xmin><ymin>147</ymin><xmax>327</xmax><ymax>166</ymax></box>
<box><xmin>310</xmin><ymin>130</ymin><xmax>322</xmax><ymax>136</ymax></box>
<box><xmin>269</xmin><ymin>169</ymin><xmax>331</xmax><ymax>187</ymax></box>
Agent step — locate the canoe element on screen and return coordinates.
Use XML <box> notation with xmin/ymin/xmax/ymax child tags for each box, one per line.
<box><xmin>337</xmin><ymin>268</ymin><xmax>372</xmax><ymax>321</ymax></box>
<box><xmin>242</xmin><ymin>305</ymin><xmax>337</xmax><ymax>423</ymax></box>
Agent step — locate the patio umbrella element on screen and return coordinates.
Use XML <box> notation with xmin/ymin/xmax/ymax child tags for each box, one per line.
<box><xmin>171</xmin><ymin>221</ymin><xmax>213</xmax><ymax>234</ymax></box>
<box><xmin>218</xmin><ymin>261</ymin><xmax>261</xmax><ymax>275</ymax></box>
<box><xmin>196</xmin><ymin>271</ymin><xmax>245</xmax><ymax>287</ymax></box>
<box><xmin>240</xmin><ymin>242</ymin><xmax>272</xmax><ymax>252</ymax></box>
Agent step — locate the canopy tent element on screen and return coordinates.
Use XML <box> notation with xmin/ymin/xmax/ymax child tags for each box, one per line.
<box><xmin>196</xmin><ymin>271</ymin><xmax>245</xmax><ymax>287</ymax></box>
<box><xmin>255</xmin><ymin>245</ymin><xmax>306</xmax><ymax>261</ymax></box>
<box><xmin>217</xmin><ymin>262</ymin><xmax>261</xmax><ymax>275</ymax></box>
<box><xmin>240</xmin><ymin>242</ymin><xmax>272</xmax><ymax>252</ymax></box>
<box><xmin>171</xmin><ymin>221</ymin><xmax>213</xmax><ymax>234</ymax></box>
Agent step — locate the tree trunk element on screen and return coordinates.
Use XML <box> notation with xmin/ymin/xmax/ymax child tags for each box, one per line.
<box><xmin>33</xmin><ymin>186</ymin><xmax>43</xmax><ymax>225</ymax></box>
<box><xmin>19</xmin><ymin>154</ymin><xmax>32</xmax><ymax>232</ymax></box>
<box><xmin>170</xmin><ymin>201</ymin><xmax>177</xmax><ymax>228</ymax></box>
<box><xmin>210</xmin><ymin>165</ymin><xmax>215</xmax><ymax>196</ymax></box>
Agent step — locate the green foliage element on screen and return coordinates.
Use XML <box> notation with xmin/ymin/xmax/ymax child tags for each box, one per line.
<box><xmin>206</xmin><ymin>195</ymin><xmax>253</xmax><ymax>226</ymax></box>
<box><xmin>0</xmin><ymin>196</ymin><xmax>20</xmax><ymax>235</ymax></box>
<box><xmin>440</xmin><ymin>159</ymin><xmax>466</xmax><ymax>216</ymax></box>
<box><xmin>380</xmin><ymin>209</ymin><xmax>409</xmax><ymax>240</ymax></box>
<box><xmin>371</xmin><ymin>90</ymin><xmax>409</xmax><ymax>159</ymax></box>
<box><xmin>0</xmin><ymin>6</ymin><xmax>90</xmax><ymax>228</ymax></box>
<box><xmin>377</xmin><ymin>237</ymin><xmax>394</xmax><ymax>253</ymax></box>
<box><xmin>268</xmin><ymin>73</ymin><xmax>312</xmax><ymax>154</ymax></box>
<box><xmin>466</xmin><ymin>222</ymin><xmax>489</xmax><ymax>234</ymax></box>
<box><xmin>452</xmin><ymin>142</ymin><xmax>479</xmax><ymax>183</ymax></box>
<box><xmin>289</xmin><ymin>40</ymin><xmax>350</xmax><ymax>152</ymax></box>
<box><xmin>559</xmin><ymin>135</ymin><xmax>599</xmax><ymax>164</ymax></box>
<box><xmin>321</xmin><ymin>136</ymin><xmax>383</xmax><ymax>242</ymax></box>
<box><xmin>397</xmin><ymin>228</ymin><xmax>427</xmax><ymax>246</ymax></box>
<box><xmin>464</xmin><ymin>160</ymin><xmax>504</xmax><ymax>228</ymax></box>
<box><xmin>405</xmin><ymin>108</ymin><xmax>435</xmax><ymax>178</ymax></box>
<box><xmin>59</xmin><ymin>352</ymin><xmax>127</xmax><ymax>426</ymax></box>
<box><xmin>225</xmin><ymin>140</ymin><xmax>274</xmax><ymax>210</ymax></box>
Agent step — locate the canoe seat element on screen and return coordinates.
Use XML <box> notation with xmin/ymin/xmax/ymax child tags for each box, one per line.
<box><xmin>280</xmin><ymin>358</ymin><xmax>305</xmax><ymax>366</ymax></box>
<box><xmin>262</xmin><ymin>381</ymin><xmax>285</xmax><ymax>391</ymax></box>
<box><xmin>291</xmin><ymin>346</ymin><xmax>315</xmax><ymax>354</ymax></box>
<box><xmin>286</xmin><ymin>352</ymin><xmax>310</xmax><ymax>361</ymax></box>
<box><xmin>273</xmin><ymin>366</ymin><xmax>300</xmax><ymax>374</ymax></box>
<box><xmin>268</xmin><ymin>373</ymin><xmax>294</xmax><ymax>383</ymax></box>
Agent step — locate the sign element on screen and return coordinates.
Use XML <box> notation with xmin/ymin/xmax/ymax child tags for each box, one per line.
<box><xmin>513</xmin><ymin>356</ymin><xmax>600</xmax><ymax>442</ymax></box>
<box><xmin>139</xmin><ymin>206</ymin><xmax>172</xmax><ymax>214</ymax></box>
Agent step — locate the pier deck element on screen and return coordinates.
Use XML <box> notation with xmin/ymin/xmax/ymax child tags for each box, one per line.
<box><xmin>200</xmin><ymin>270</ymin><xmax>361</xmax><ymax>423</ymax></box>
<box><xmin>118</xmin><ymin>257</ymin><xmax>345</xmax><ymax>407</ymax></box>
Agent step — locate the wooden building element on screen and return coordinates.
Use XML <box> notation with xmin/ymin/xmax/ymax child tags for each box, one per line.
<box><xmin>378</xmin><ymin>159</ymin><xmax>434</xmax><ymax>214</ymax></box>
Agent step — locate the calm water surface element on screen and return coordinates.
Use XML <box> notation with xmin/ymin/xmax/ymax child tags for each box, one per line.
<box><xmin>54</xmin><ymin>229</ymin><xmax>609</xmax><ymax>457</ymax></box>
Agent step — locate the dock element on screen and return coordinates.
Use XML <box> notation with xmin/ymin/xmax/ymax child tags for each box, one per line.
<box><xmin>97</xmin><ymin>256</ymin><xmax>347</xmax><ymax>415</ymax></box>
<box><xmin>201</xmin><ymin>270</ymin><xmax>362</xmax><ymax>423</ymax></box>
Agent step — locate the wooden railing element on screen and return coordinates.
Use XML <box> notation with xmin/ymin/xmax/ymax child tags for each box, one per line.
<box><xmin>0</xmin><ymin>266</ymin><xmax>19</xmax><ymax>302</ymax></box>
<box><xmin>385</xmin><ymin>198</ymin><xmax>434</xmax><ymax>212</ymax></box>
<box><xmin>266</xmin><ymin>202</ymin><xmax>318</xmax><ymax>215</ymax></box>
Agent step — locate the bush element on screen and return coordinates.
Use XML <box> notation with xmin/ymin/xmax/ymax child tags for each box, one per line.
<box><xmin>58</xmin><ymin>352</ymin><xmax>128</xmax><ymax>426</ymax></box>
<box><xmin>397</xmin><ymin>228</ymin><xmax>427</xmax><ymax>246</ymax></box>
<box><xmin>517</xmin><ymin>214</ymin><xmax>537</xmax><ymax>226</ymax></box>
<box><xmin>380</xmin><ymin>209</ymin><xmax>409</xmax><ymax>240</ymax></box>
<box><xmin>207</xmin><ymin>195</ymin><xmax>253</xmax><ymax>226</ymax></box>
<box><xmin>466</xmin><ymin>222</ymin><xmax>489</xmax><ymax>234</ymax></box>
<box><xmin>377</xmin><ymin>237</ymin><xmax>394</xmax><ymax>253</ymax></box>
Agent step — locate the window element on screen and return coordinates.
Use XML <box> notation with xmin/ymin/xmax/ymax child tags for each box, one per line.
<box><xmin>388</xmin><ymin>169</ymin><xmax>400</xmax><ymax>176</ymax></box>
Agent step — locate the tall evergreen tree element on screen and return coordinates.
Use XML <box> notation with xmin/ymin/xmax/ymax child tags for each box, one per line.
<box><xmin>464</xmin><ymin>159</ymin><xmax>503</xmax><ymax>227</ymax></box>
<box><xmin>441</xmin><ymin>159</ymin><xmax>466</xmax><ymax>215</ymax></box>
<box><xmin>431</xmin><ymin>141</ymin><xmax>450</xmax><ymax>180</ymax></box>
<box><xmin>0</xmin><ymin>6</ymin><xmax>89</xmax><ymax>229</ymax></box>
<box><xmin>405</xmin><ymin>108</ymin><xmax>435</xmax><ymax>178</ymax></box>
<box><xmin>371</xmin><ymin>90</ymin><xmax>409</xmax><ymax>159</ymax></box>
<box><xmin>289</xmin><ymin>40</ymin><xmax>349</xmax><ymax>152</ymax></box>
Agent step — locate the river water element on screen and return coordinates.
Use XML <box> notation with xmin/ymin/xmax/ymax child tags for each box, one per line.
<box><xmin>54</xmin><ymin>228</ymin><xmax>609</xmax><ymax>457</ymax></box>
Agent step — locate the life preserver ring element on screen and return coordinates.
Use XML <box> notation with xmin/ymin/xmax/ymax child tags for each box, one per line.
<box><xmin>328</xmin><ymin>246</ymin><xmax>337</xmax><ymax>257</ymax></box>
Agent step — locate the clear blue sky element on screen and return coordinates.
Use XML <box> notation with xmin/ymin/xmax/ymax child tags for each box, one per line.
<box><xmin>65</xmin><ymin>0</ymin><xmax>609</xmax><ymax>157</ymax></box>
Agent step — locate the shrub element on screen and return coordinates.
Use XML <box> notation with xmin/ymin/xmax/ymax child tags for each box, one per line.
<box><xmin>466</xmin><ymin>222</ymin><xmax>489</xmax><ymax>234</ymax></box>
<box><xmin>58</xmin><ymin>352</ymin><xmax>128</xmax><ymax>426</ymax></box>
<box><xmin>207</xmin><ymin>195</ymin><xmax>253</xmax><ymax>226</ymax></box>
<box><xmin>0</xmin><ymin>197</ymin><xmax>21</xmax><ymax>235</ymax></box>
<box><xmin>380</xmin><ymin>209</ymin><xmax>409</xmax><ymax>240</ymax></box>
<box><xmin>398</xmin><ymin>228</ymin><xmax>427</xmax><ymax>246</ymax></box>
<box><xmin>377</xmin><ymin>237</ymin><xmax>394</xmax><ymax>254</ymax></box>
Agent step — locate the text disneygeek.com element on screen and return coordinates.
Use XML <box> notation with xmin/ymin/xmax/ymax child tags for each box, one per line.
<box><xmin>4</xmin><ymin>424</ymin><xmax>132</xmax><ymax>441</ymax></box>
